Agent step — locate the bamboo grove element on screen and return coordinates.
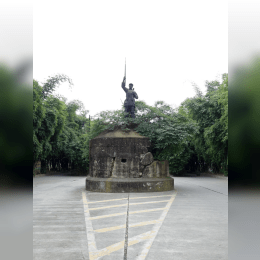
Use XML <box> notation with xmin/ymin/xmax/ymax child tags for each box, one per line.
<box><xmin>33</xmin><ymin>73</ymin><xmax>228</xmax><ymax>176</ymax></box>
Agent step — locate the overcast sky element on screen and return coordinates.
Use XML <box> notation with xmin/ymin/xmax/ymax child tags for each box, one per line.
<box><xmin>33</xmin><ymin>0</ymin><xmax>228</xmax><ymax>116</ymax></box>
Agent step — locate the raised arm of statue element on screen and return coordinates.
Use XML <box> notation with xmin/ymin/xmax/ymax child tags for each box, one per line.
<box><xmin>134</xmin><ymin>91</ymin><xmax>138</xmax><ymax>99</ymax></box>
<box><xmin>121</xmin><ymin>76</ymin><xmax>128</xmax><ymax>93</ymax></box>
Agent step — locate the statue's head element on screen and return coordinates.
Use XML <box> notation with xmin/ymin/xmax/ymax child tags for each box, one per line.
<box><xmin>129</xmin><ymin>83</ymin><xmax>133</xmax><ymax>90</ymax></box>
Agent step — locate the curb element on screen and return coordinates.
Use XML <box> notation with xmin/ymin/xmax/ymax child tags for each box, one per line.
<box><xmin>200</xmin><ymin>173</ymin><xmax>228</xmax><ymax>180</ymax></box>
<box><xmin>33</xmin><ymin>174</ymin><xmax>47</xmax><ymax>178</ymax></box>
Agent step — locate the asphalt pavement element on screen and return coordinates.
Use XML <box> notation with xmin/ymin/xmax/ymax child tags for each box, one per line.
<box><xmin>33</xmin><ymin>175</ymin><xmax>228</xmax><ymax>260</ymax></box>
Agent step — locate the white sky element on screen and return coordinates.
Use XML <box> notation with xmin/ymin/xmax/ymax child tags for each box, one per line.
<box><xmin>33</xmin><ymin>0</ymin><xmax>228</xmax><ymax>116</ymax></box>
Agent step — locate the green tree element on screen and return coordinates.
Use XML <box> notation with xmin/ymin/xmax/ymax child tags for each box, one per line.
<box><xmin>41</xmin><ymin>74</ymin><xmax>73</xmax><ymax>99</ymax></box>
<box><xmin>33</xmin><ymin>74</ymin><xmax>78</xmax><ymax>173</ymax></box>
<box><xmin>33</xmin><ymin>80</ymin><xmax>45</xmax><ymax>163</ymax></box>
<box><xmin>179</xmin><ymin>73</ymin><xmax>228</xmax><ymax>174</ymax></box>
<box><xmin>91</xmin><ymin>100</ymin><xmax>197</xmax><ymax>174</ymax></box>
<box><xmin>33</xmin><ymin>73</ymin><xmax>228</xmax><ymax>177</ymax></box>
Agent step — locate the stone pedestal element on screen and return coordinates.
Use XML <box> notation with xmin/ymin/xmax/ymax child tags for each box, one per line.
<box><xmin>86</xmin><ymin>125</ymin><xmax>174</xmax><ymax>192</ymax></box>
<box><xmin>86</xmin><ymin>177</ymin><xmax>174</xmax><ymax>193</ymax></box>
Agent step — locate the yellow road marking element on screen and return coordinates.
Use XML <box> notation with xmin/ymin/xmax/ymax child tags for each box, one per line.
<box><xmin>90</xmin><ymin>207</ymin><xmax>167</xmax><ymax>220</ymax></box>
<box><xmin>94</xmin><ymin>219</ymin><xmax>162</xmax><ymax>233</ymax></box>
<box><xmin>130</xmin><ymin>195</ymin><xmax>172</xmax><ymax>200</ymax></box>
<box><xmin>88</xmin><ymin>203</ymin><xmax>127</xmax><ymax>211</ymax></box>
<box><xmin>86</xmin><ymin>194</ymin><xmax>172</xmax><ymax>204</ymax></box>
<box><xmin>129</xmin><ymin>200</ymin><xmax>169</xmax><ymax>206</ymax></box>
<box><xmin>90</xmin><ymin>211</ymin><xmax>126</xmax><ymax>220</ymax></box>
<box><xmin>87</xmin><ymin>200</ymin><xmax>170</xmax><ymax>211</ymax></box>
<box><xmin>94</xmin><ymin>224</ymin><xmax>126</xmax><ymax>233</ymax></box>
<box><xmin>130</xmin><ymin>219</ymin><xmax>162</xmax><ymax>228</ymax></box>
<box><xmin>128</xmin><ymin>230</ymin><xmax>156</xmax><ymax>247</ymax></box>
<box><xmin>89</xmin><ymin>240</ymin><xmax>125</xmax><ymax>260</ymax></box>
<box><xmin>129</xmin><ymin>207</ymin><xmax>166</xmax><ymax>215</ymax></box>
<box><xmin>87</xmin><ymin>198</ymin><xmax>128</xmax><ymax>204</ymax></box>
<box><xmin>136</xmin><ymin>193</ymin><xmax>177</xmax><ymax>260</ymax></box>
<box><xmin>83</xmin><ymin>191</ymin><xmax>177</xmax><ymax>260</ymax></box>
<box><xmin>89</xmin><ymin>231</ymin><xmax>156</xmax><ymax>260</ymax></box>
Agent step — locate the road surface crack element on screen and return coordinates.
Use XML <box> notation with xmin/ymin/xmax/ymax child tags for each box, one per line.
<box><xmin>123</xmin><ymin>194</ymin><xmax>130</xmax><ymax>260</ymax></box>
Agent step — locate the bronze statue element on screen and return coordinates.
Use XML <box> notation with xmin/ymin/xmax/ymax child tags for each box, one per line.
<box><xmin>121</xmin><ymin>76</ymin><xmax>138</xmax><ymax>118</ymax></box>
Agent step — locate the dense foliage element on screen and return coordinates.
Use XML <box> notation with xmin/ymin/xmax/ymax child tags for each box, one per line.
<box><xmin>33</xmin><ymin>75</ymin><xmax>89</xmax><ymax>174</ymax></box>
<box><xmin>33</xmin><ymin>73</ymin><xmax>228</xmax><ymax>176</ymax></box>
<box><xmin>179</xmin><ymin>73</ymin><xmax>228</xmax><ymax>174</ymax></box>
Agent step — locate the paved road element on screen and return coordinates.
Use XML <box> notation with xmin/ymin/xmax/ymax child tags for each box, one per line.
<box><xmin>33</xmin><ymin>176</ymin><xmax>228</xmax><ymax>260</ymax></box>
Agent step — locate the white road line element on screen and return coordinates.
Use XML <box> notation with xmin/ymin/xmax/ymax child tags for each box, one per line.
<box><xmin>82</xmin><ymin>191</ymin><xmax>177</xmax><ymax>260</ymax></box>
<box><xmin>135</xmin><ymin>192</ymin><xmax>177</xmax><ymax>260</ymax></box>
<box><xmin>88</xmin><ymin>230</ymin><xmax>157</xmax><ymax>260</ymax></box>
<box><xmin>82</xmin><ymin>192</ymin><xmax>97</xmax><ymax>254</ymax></box>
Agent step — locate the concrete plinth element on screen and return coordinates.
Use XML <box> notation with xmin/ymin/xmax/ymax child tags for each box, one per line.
<box><xmin>86</xmin><ymin>124</ymin><xmax>174</xmax><ymax>193</ymax></box>
<box><xmin>85</xmin><ymin>176</ymin><xmax>174</xmax><ymax>193</ymax></box>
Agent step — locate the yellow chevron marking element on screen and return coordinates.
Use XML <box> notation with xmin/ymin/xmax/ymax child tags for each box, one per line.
<box><xmin>94</xmin><ymin>219</ymin><xmax>162</xmax><ymax>233</ymax></box>
<box><xmin>86</xmin><ymin>194</ymin><xmax>172</xmax><ymax>204</ymax></box>
<box><xmin>89</xmin><ymin>231</ymin><xmax>155</xmax><ymax>260</ymax></box>
<box><xmin>87</xmin><ymin>200</ymin><xmax>169</xmax><ymax>211</ymax></box>
<box><xmin>90</xmin><ymin>207</ymin><xmax>167</xmax><ymax>220</ymax></box>
<box><xmin>135</xmin><ymin>193</ymin><xmax>177</xmax><ymax>260</ymax></box>
<box><xmin>87</xmin><ymin>197</ymin><xmax>128</xmax><ymax>204</ymax></box>
<box><xmin>83</xmin><ymin>191</ymin><xmax>177</xmax><ymax>260</ymax></box>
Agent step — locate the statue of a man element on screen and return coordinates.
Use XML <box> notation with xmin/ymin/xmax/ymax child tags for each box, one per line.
<box><xmin>121</xmin><ymin>76</ymin><xmax>138</xmax><ymax>118</ymax></box>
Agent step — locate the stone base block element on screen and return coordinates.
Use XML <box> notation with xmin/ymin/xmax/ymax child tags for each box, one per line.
<box><xmin>85</xmin><ymin>176</ymin><xmax>174</xmax><ymax>193</ymax></box>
